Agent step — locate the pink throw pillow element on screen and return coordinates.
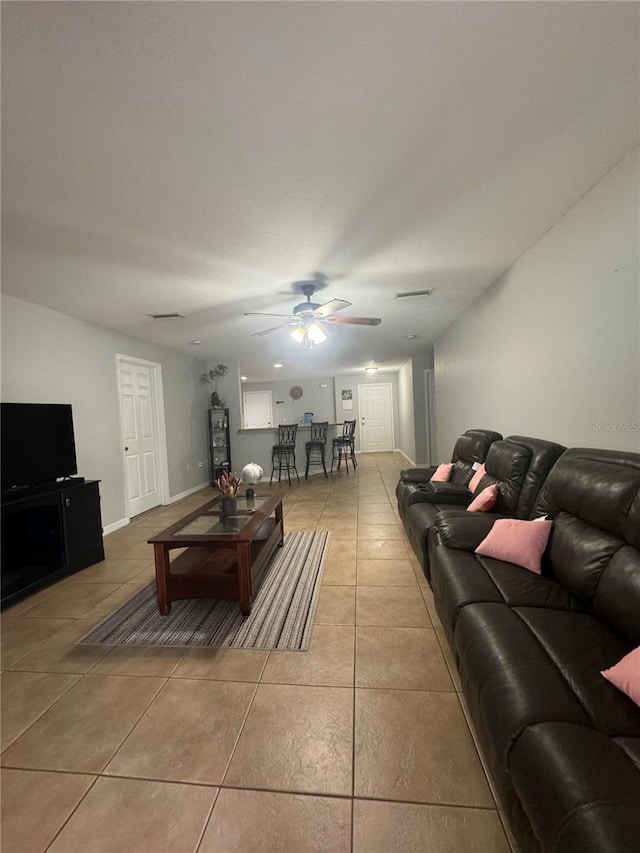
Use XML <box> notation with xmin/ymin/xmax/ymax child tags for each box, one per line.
<box><xmin>430</xmin><ymin>463</ymin><xmax>453</xmax><ymax>483</ymax></box>
<box><xmin>475</xmin><ymin>517</ymin><xmax>553</xmax><ymax>573</ymax></box>
<box><xmin>601</xmin><ymin>647</ymin><xmax>640</xmax><ymax>708</ymax></box>
<box><xmin>467</xmin><ymin>463</ymin><xmax>486</xmax><ymax>494</ymax></box>
<box><xmin>467</xmin><ymin>483</ymin><xmax>498</xmax><ymax>513</ymax></box>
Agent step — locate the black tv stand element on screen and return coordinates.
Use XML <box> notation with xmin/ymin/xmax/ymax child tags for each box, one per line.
<box><xmin>2</xmin><ymin>477</ymin><xmax>86</xmax><ymax>501</ymax></box>
<box><xmin>1</xmin><ymin>479</ymin><xmax>105</xmax><ymax>610</ymax></box>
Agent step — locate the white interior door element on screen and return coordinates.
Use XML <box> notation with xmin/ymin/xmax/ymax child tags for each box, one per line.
<box><xmin>358</xmin><ymin>383</ymin><xmax>394</xmax><ymax>452</ymax></box>
<box><xmin>118</xmin><ymin>361</ymin><xmax>162</xmax><ymax>517</ymax></box>
<box><xmin>243</xmin><ymin>391</ymin><xmax>273</xmax><ymax>428</ymax></box>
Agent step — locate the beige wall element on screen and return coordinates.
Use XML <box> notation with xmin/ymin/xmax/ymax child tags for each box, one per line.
<box><xmin>333</xmin><ymin>372</ymin><xmax>400</xmax><ymax>454</ymax></box>
<box><xmin>1</xmin><ymin>295</ymin><xmax>210</xmax><ymax>528</ymax></box>
<box><xmin>241</xmin><ymin>377</ymin><xmax>336</xmax><ymax>426</ymax></box>
<box><xmin>434</xmin><ymin>149</ymin><xmax>640</xmax><ymax>457</ymax></box>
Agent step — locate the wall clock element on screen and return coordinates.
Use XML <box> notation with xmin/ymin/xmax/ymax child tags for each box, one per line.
<box><xmin>289</xmin><ymin>385</ymin><xmax>303</xmax><ymax>400</ymax></box>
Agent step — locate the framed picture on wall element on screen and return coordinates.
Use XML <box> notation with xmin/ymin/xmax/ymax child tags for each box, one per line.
<box><xmin>341</xmin><ymin>389</ymin><xmax>353</xmax><ymax>410</ymax></box>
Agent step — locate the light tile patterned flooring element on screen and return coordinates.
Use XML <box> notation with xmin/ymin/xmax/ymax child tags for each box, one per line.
<box><xmin>1</xmin><ymin>453</ymin><xmax>513</xmax><ymax>852</ymax></box>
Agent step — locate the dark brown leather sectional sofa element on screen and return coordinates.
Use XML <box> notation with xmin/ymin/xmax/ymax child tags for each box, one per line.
<box><xmin>398</xmin><ymin>433</ymin><xmax>566</xmax><ymax>578</ymax></box>
<box><xmin>397</xmin><ymin>440</ymin><xmax>640</xmax><ymax>852</ymax></box>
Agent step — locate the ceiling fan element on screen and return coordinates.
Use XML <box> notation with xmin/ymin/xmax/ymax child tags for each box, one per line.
<box><xmin>243</xmin><ymin>282</ymin><xmax>382</xmax><ymax>345</ymax></box>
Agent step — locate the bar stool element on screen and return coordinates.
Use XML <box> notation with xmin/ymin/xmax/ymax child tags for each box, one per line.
<box><xmin>270</xmin><ymin>424</ymin><xmax>300</xmax><ymax>486</ymax></box>
<box><xmin>304</xmin><ymin>422</ymin><xmax>328</xmax><ymax>480</ymax></box>
<box><xmin>331</xmin><ymin>419</ymin><xmax>357</xmax><ymax>474</ymax></box>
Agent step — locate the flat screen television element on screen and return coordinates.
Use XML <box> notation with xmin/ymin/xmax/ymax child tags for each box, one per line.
<box><xmin>1</xmin><ymin>402</ymin><xmax>78</xmax><ymax>492</ymax></box>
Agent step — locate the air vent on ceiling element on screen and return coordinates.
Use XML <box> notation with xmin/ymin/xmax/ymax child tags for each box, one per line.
<box><xmin>395</xmin><ymin>289</ymin><xmax>434</xmax><ymax>299</ymax></box>
<box><xmin>146</xmin><ymin>313</ymin><xmax>185</xmax><ymax>319</ymax></box>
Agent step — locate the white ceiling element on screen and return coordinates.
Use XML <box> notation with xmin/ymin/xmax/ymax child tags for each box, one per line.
<box><xmin>2</xmin><ymin>2</ymin><xmax>638</xmax><ymax>380</ymax></box>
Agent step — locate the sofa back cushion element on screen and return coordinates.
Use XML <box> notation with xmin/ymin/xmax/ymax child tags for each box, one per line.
<box><xmin>536</xmin><ymin>448</ymin><xmax>640</xmax><ymax>644</ymax></box>
<box><xmin>400</xmin><ymin>428</ymin><xmax>501</xmax><ymax>485</ymax></box>
<box><xmin>450</xmin><ymin>429</ymin><xmax>502</xmax><ymax>485</ymax></box>
<box><xmin>505</xmin><ymin>436</ymin><xmax>566</xmax><ymax>518</ymax></box>
<box><xmin>479</xmin><ymin>440</ymin><xmax>532</xmax><ymax>515</ymax></box>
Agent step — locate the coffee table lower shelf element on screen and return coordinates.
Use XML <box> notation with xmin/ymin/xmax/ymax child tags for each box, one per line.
<box><xmin>153</xmin><ymin>516</ymin><xmax>283</xmax><ymax>616</ymax></box>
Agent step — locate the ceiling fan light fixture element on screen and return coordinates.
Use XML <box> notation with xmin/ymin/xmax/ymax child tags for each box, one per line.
<box><xmin>307</xmin><ymin>322</ymin><xmax>327</xmax><ymax>344</ymax></box>
<box><xmin>290</xmin><ymin>321</ymin><xmax>328</xmax><ymax>347</ymax></box>
<box><xmin>289</xmin><ymin>326</ymin><xmax>306</xmax><ymax>344</ymax></box>
<box><xmin>247</xmin><ymin>279</ymin><xmax>379</xmax><ymax>337</ymax></box>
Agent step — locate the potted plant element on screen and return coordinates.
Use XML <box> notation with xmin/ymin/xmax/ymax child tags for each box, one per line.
<box><xmin>200</xmin><ymin>363</ymin><xmax>228</xmax><ymax>408</ymax></box>
<box><xmin>213</xmin><ymin>471</ymin><xmax>242</xmax><ymax>515</ymax></box>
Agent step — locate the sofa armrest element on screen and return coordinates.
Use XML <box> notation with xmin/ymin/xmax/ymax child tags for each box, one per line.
<box><xmin>409</xmin><ymin>481</ymin><xmax>472</xmax><ymax>507</ymax></box>
<box><xmin>400</xmin><ymin>466</ymin><xmax>437</xmax><ymax>483</ymax></box>
<box><xmin>434</xmin><ymin>510</ymin><xmax>505</xmax><ymax>551</ymax></box>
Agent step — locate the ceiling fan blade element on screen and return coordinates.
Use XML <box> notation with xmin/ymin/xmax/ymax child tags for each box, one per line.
<box><xmin>244</xmin><ymin>312</ymin><xmax>292</xmax><ymax>318</ymax></box>
<box><xmin>312</xmin><ymin>298</ymin><xmax>352</xmax><ymax>318</ymax></box>
<box><xmin>324</xmin><ymin>316</ymin><xmax>382</xmax><ymax>326</ymax></box>
<box><xmin>251</xmin><ymin>322</ymin><xmax>296</xmax><ymax>337</ymax></box>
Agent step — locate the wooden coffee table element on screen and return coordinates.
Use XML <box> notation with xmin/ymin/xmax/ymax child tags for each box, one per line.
<box><xmin>147</xmin><ymin>492</ymin><xmax>284</xmax><ymax>616</ymax></box>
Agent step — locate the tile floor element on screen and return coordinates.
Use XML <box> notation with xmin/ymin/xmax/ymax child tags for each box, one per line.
<box><xmin>1</xmin><ymin>453</ymin><xmax>513</xmax><ymax>852</ymax></box>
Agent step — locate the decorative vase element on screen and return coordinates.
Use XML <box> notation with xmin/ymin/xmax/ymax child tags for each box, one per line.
<box><xmin>221</xmin><ymin>496</ymin><xmax>237</xmax><ymax>516</ymax></box>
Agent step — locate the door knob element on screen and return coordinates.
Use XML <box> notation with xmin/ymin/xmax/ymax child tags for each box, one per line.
<box><xmin>124</xmin><ymin>446</ymin><xmax>129</xmax><ymax>451</ymax></box>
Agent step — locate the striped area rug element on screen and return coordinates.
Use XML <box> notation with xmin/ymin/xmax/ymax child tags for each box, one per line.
<box><xmin>80</xmin><ymin>531</ymin><xmax>330</xmax><ymax>651</ymax></box>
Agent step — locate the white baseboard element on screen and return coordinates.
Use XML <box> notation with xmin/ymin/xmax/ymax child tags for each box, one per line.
<box><xmin>103</xmin><ymin>517</ymin><xmax>130</xmax><ymax>537</ymax></box>
<box><xmin>103</xmin><ymin>482</ymin><xmax>209</xmax><ymax>536</ymax></box>
<box><xmin>395</xmin><ymin>448</ymin><xmax>416</xmax><ymax>466</ymax></box>
<box><xmin>166</xmin><ymin>481</ymin><xmax>210</xmax><ymax>504</ymax></box>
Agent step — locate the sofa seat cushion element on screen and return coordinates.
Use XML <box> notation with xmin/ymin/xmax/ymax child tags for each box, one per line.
<box><xmin>516</xmin><ymin>608</ymin><xmax>640</xmax><ymax>736</ymax></box>
<box><xmin>603</xmin><ymin>647</ymin><xmax>640</xmax><ymax>709</ymax></box>
<box><xmin>615</xmin><ymin>736</ymin><xmax>640</xmax><ymax>772</ymax></box>
<box><xmin>455</xmin><ymin>603</ymin><xmax>640</xmax><ymax>775</ymax></box>
<box><xmin>429</xmin><ymin>539</ymin><xmax>583</xmax><ymax>649</ymax></box>
<box><xmin>480</xmin><ymin>559</ymin><xmax>584</xmax><ymax>612</ymax></box>
<box><xmin>509</xmin><ymin>723</ymin><xmax>640</xmax><ymax>853</ymax></box>
<box><xmin>455</xmin><ymin>603</ymin><xmax>592</xmax><ymax>771</ymax></box>
<box><xmin>429</xmin><ymin>537</ymin><xmax>503</xmax><ymax>649</ymax></box>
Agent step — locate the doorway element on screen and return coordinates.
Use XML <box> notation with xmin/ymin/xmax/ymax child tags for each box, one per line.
<box><xmin>425</xmin><ymin>369</ymin><xmax>437</xmax><ymax>466</ymax></box>
<box><xmin>357</xmin><ymin>383</ymin><xmax>394</xmax><ymax>452</ymax></box>
<box><xmin>116</xmin><ymin>355</ymin><xmax>169</xmax><ymax>519</ymax></box>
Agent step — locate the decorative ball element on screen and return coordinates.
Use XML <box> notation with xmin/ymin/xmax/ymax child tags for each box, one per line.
<box><xmin>241</xmin><ymin>462</ymin><xmax>264</xmax><ymax>484</ymax></box>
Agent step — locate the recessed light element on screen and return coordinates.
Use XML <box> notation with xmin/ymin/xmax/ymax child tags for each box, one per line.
<box><xmin>406</xmin><ymin>334</ymin><xmax>418</xmax><ymax>340</ymax></box>
<box><xmin>365</xmin><ymin>367</ymin><xmax>378</xmax><ymax>374</ymax></box>
<box><xmin>241</xmin><ymin>375</ymin><xmax>248</xmax><ymax>381</ymax></box>
<box><xmin>189</xmin><ymin>340</ymin><xmax>203</xmax><ymax>345</ymax></box>
<box><xmin>273</xmin><ymin>363</ymin><xmax>283</xmax><ymax>369</ymax></box>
